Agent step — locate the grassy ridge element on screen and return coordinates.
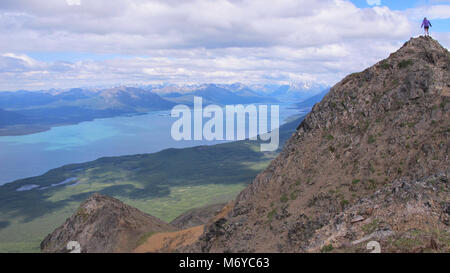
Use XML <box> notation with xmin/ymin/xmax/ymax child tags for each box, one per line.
<box><xmin>0</xmin><ymin>115</ymin><xmax>303</xmax><ymax>252</ymax></box>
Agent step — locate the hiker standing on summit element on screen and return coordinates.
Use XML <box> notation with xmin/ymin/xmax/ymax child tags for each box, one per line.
<box><xmin>421</xmin><ymin>17</ymin><xmax>432</xmax><ymax>36</ymax></box>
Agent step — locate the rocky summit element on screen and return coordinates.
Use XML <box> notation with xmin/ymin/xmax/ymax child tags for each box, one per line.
<box><xmin>190</xmin><ymin>36</ymin><xmax>449</xmax><ymax>253</ymax></box>
<box><xmin>40</xmin><ymin>193</ymin><xmax>176</xmax><ymax>253</ymax></box>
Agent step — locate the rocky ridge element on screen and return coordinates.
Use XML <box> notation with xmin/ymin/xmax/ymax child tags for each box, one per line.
<box><xmin>191</xmin><ymin>36</ymin><xmax>450</xmax><ymax>253</ymax></box>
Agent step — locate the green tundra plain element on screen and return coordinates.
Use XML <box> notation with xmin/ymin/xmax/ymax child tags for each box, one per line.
<box><xmin>0</xmin><ymin>115</ymin><xmax>303</xmax><ymax>252</ymax></box>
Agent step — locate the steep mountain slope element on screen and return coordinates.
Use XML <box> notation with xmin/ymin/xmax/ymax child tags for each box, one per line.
<box><xmin>134</xmin><ymin>225</ymin><xmax>205</xmax><ymax>253</ymax></box>
<box><xmin>40</xmin><ymin>194</ymin><xmax>177</xmax><ymax>253</ymax></box>
<box><xmin>134</xmin><ymin>203</ymin><xmax>234</xmax><ymax>253</ymax></box>
<box><xmin>170</xmin><ymin>203</ymin><xmax>227</xmax><ymax>229</ymax></box>
<box><xmin>191</xmin><ymin>36</ymin><xmax>449</xmax><ymax>253</ymax></box>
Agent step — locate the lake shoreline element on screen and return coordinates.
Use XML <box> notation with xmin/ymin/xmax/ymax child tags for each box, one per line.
<box><xmin>0</xmin><ymin>102</ymin><xmax>307</xmax><ymax>186</ymax></box>
<box><xmin>0</xmin><ymin>111</ymin><xmax>152</xmax><ymax>137</ymax></box>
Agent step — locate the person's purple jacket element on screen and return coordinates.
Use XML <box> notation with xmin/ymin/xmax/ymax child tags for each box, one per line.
<box><xmin>422</xmin><ymin>19</ymin><xmax>432</xmax><ymax>28</ymax></box>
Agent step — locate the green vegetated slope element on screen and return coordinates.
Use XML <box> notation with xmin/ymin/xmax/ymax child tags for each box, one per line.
<box><xmin>0</xmin><ymin>115</ymin><xmax>304</xmax><ymax>252</ymax></box>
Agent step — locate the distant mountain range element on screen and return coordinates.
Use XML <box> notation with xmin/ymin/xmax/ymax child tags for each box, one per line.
<box><xmin>155</xmin><ymin>84</ymin><xmax>277</xmax><ymax>105</ymax></box>
<box><xmin>0</xmin><ymin>83</ymin><xmax>329</xmax><ymax>136</ymax></box>
<box><xmin>0</xmin><ymin>108</ymin><xmax>29</xmax><ymax>127</ymax></box>
<box><xmin>0</xmin><ymin>87</ymin><xmax>176</xmax><ymax>136</ymax></box>
<box><xmin>150</xmin><ymin>82</ymin><xmax>329</xmax><ymax>101</ymax></box>
<box><xmin>248</xmin><ymin>82</ymin><xmax>329</xmax><ymax>100</ymax></box>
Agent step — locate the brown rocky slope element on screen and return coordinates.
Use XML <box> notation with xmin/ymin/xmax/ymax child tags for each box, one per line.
<box><xmin>187</xmin><ymin>36</ymin><xmax>449</xmax><ymax>253</ymax></box>
<box><xmin>170</xmin><ymin>203</ymin><xmax>227</xmax><ymax>229</ymax></box>
<box><xmin>40</xmin><ymin>193</ymin><xmax>177</xmax><ymax>253</ymax></box>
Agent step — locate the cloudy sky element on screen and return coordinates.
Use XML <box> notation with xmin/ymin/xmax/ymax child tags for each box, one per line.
<box><xmin>0</xmin><ymin>0</ymin><xmax>449</xmax><ymax>91</ymax></box>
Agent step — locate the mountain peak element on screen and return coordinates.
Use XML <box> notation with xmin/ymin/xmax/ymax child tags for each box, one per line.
<box><xmin>401</xmin><ymin>36</ymin><xmax>449</xmax><ymax>53</ymax></box>
<box><xmin>40</xmin><ymin>193</ymin><xmax>176</xmax><ymax>253</ymax></box>
<box><xmin>386</xmin><ymin>36</ymin><xmax>450</xmax><ymax>69</ymax></box>
<box><xmin>193</xmin><ymin>37</ymin><xmax>450</xmax><ymax>253</ymax></box>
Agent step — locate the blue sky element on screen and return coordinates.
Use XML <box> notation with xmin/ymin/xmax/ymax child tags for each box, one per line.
<box><xmin>351</xmin><ymin>0</ymin><xmax>450</xmax><ymax>32</ymax></box>
<box><xmin>351</xmin><ymin>0</ymin><xmax>443</xmax><ymax>10</ymax></box>
<box><xmin>27</xmin><ymin>52</ymin><xmax>131</xmax><ymax>63</ymax></box>
<box><xmin>0</xmin><ymin>0</ymin><xmax>449</xmax><ymax>91</ymax></box>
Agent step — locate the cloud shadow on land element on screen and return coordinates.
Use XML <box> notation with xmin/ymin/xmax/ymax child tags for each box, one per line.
<box><xmin>0</xmin><ymin>221</ymin><xmax>10</xmax><ymax>230</ymax></box>
<box><xmin>0</xmin><ymin>116</ymin><xmax>303</xmax><ymax>223</ymax></box>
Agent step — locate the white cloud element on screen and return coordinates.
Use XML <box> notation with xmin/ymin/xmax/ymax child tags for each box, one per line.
<box><xmin>0</xmin><ymin>0</ymin><xmax>412</xmax><ymax>52</ymax></box>
<box><xmin>0</xmin><ymin>40</ymin><xmax>405</xmax><ymax>90</ymax></box>
<box><xmin>367</xmin><ymin>0</ymin><xmax>381</xmax><ymax>6</ymax></box>
<box><xmin>2</xmin><ymin>53</ymin><xmax>38</xmax><ymax>66</ymax></box>
<box><xmin>66</xmin><ymin>0</ymin><xmax>81</xmax><ymax>6</ymax></box>
<box><xmin>0</xmin><ymin>0</ymin><xmax>447</xmax><ymax>91</ymax></box>
<box><xmin>406</xmin><ymin>4</ymin><xmax>450</xmax><ymax>20</ymax></box>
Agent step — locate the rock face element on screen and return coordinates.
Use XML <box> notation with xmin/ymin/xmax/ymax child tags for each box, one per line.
<box><xmin>170</xmin><ymin>203</ymin><xmax>227</xmax><ymax>229</ymax></box>
<box><xmin>40</xmin><ymin>194</ymin><xmax>177</xmax><ymax>253</ymax></box>
<box><xmin>305</xmin><ymin>172</ymin><xmax>450</xmax><ymax>253</ymax></box>
<box><xmin>192</xmin><ymin>36</ymin><xmax>450</xmax><ymax>253</ymax></box>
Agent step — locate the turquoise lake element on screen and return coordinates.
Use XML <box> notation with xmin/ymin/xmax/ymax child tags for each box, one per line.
<box><xmin>0</xmin><ymin>102</ymin><xmax>305</xmax><ymax>185</ymax></box>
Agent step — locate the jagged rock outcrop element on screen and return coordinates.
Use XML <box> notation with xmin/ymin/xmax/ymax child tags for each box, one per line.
<box><xmin>305</xmin><ymin>172</ymin><xmax>449</xmax><ymax>253</ymax></box>
<box><xmin>40</xmin><ymin>193</ymin><xmax>177</xmax><ymax>253</ymax></box>
<box><xmin>192</xmin><ymin>36</ymin><xmax>450</xmax><ymax>253</ymax></box>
